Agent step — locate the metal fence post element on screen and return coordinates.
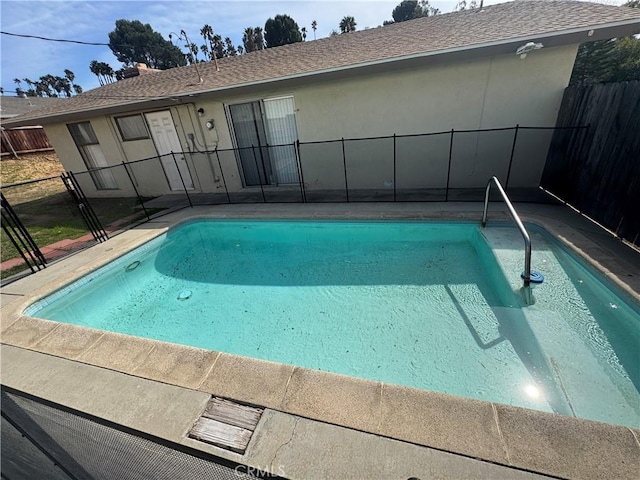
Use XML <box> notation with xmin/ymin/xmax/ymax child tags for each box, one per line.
<box><xmin>0</xmin><ymin>192</ymin><xmax>47</xmax><ymax>267</ymax></box>
<box><xmin>505</xmin><ymin>124</ymin><xmax>519</xmax><ymax>190</ymax></box>
<box><xmin>393</xmin><ymin>134</ymin><xmax>397</xmax><ymax>202</ymax></box>
<box><xmin>446</xmin><ymin>128</ymin><xmax>454</xmax><ymax>202</ymax></box>
<box><xmin>1</xmin><ymin>217</ymin><xmax>38</xmax><ymax>273</ymax></box>
<box><xmin>251</xmin><ymin>145</ymin><xmax>266</xmax><ymax>203</ymax></box>
<box><xmin>171</xmin><ymin>151</ymin><xmax>193</xmax><ymax>207</ymax></box>
<box><xmin>294</xmin><ymin>141</ymin><xmax>306</xmax><ymax>203</ymax></box>
<box><xmin>60</xmin><ymin>173</ymin><xmax>101</xmax><ymax>242</ymax></box>
<box><xmin>342</xmin><ymin>137</ymin><xmax>349</xmax><ymax>202</ymax></box>
<box><xmin>214</xmin><ymin>149</ymin><xmax>232</xmax><ymax>204</ymax></box>
<box><xmin>121</xmin><ymin>161</ymin><xmax>150</xmax><ymax>220</ymax></box>
<box><xmin>67</xmin><ymin>172</ymin><xmax>108</xmax><ymax>241</ymax></box>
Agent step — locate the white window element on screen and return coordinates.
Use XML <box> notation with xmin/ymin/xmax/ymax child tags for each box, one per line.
<box><xmin>68</xmin><ymin>122</ymin><xmax>118</xmax><ymax>190</ymax></box>
<box><xmin>115</xmin><ymin>114</ymin><xmax>149</xmax><ymax>141</ymax></box>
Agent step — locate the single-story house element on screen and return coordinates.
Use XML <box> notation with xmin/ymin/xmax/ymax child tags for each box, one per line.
<box><xmin>3</xmin><ymin>1</ymin><xmax>640</xmax><ymax>199</ymax></box>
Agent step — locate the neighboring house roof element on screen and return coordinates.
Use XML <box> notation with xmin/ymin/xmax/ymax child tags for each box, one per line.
<box><xmin>4</xmin><ymin>0</ymin><xmax>640</xmax><ymax>127</ymax></box>
<box><xmin>0</xmin><ymin>96</ymin><xmax>65</xmax><ymax>120</ymax></box>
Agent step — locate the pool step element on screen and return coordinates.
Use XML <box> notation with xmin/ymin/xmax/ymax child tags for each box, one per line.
<box><xmin>188</xmin><ymin>397</ymin><xmax>264</xmax><ymax>453</ymax></box>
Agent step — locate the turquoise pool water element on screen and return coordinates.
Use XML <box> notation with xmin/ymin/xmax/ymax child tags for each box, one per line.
<box><xmin>26</xmin><ymin>220</ymin><xmax>639</xmax><ymax>427</ymax></box>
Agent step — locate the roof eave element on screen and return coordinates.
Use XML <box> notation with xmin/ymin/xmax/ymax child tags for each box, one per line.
<box><xmin>3</xmin><ymin>17</ymin><xmax>639</xmax><ymax>128</ymax></box>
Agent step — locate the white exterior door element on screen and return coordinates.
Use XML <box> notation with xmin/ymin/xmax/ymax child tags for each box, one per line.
<box><xmin>145</xmin><ymin>111</ymin><xmax>194</xmax><ymax>190</ymax></box>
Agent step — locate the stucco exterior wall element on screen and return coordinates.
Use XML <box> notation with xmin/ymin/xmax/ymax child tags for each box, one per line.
<box><xmin>48</xmin><ymin>44</ymin><xmax>577</xmax><ymax>197</ymax></box>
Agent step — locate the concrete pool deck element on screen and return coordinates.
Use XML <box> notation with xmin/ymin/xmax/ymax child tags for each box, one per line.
<box><xmin>2</xmin><ymin>202</ymin><xmax>639</xmax><ymax>479</ymax></box>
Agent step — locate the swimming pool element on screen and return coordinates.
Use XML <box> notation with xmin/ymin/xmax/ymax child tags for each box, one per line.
<box><xmin>25</xmin><ymin>219</ymin><xmax>639</xmax><ymax>427</ymax></box>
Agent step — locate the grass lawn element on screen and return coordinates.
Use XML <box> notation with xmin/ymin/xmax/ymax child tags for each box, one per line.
<box><xmin>2</xmin><ymin>192</ymin><xmax>150</xmax><ymax>262</ymax></box>
<box><xmin>1</xmin><ymin>153</ymin><xmax>160</xmax><ymax>274</ymax></box>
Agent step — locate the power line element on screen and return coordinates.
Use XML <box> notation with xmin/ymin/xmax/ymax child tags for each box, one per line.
<box><xmin>0</xmin><ymin>30</ymin><xmax>192</xmax><ymax>54</ymax></box>
<box><xmin>0</xmin><ymin>31</ymin><xmax>110</xmax><ymax>46</ymax></box>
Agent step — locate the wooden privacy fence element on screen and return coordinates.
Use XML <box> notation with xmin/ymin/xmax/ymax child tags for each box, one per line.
<box><xmin>542</xmin><ymin>81</ymin><xmax>640</xmax><ymax>245</ymax></box>
<box><xmin>1</xmin><ymin>126</ymin><xmax>53</xmax><ymax>157</ymax></box>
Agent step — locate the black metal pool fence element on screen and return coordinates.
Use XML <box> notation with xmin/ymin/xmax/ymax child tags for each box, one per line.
<box><xmin>1</xmin><ymin>124</ymin><xmax>595</xmax><ymax>280</ymax></box>
<box><xmin>75</xmin><ymin>124</ymin><xmax>588</xmax><ymax>208</ymax></box>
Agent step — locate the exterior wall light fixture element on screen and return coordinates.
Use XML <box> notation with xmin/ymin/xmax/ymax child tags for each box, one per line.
<box><xmin>206</xmin><ymin>119</ymin><xmax>215</xmax><ymax>130</ymax></box>
<box><xmin>516</xmin><ymin>42</ymin><xmax>544</xmax><ymax>59</ymax></box>
<box><xmin>197</xmin><ymin>108</ymin><xmax>205</xmax><ymax>116</ymax></box>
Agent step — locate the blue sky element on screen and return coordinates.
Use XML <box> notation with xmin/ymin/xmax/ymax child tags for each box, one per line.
<box><xmin>0</xmin><ymin>0</ymin><xmax>623</xmax><ymax>94</ymax></box>
<box><xmin>0</xmin><ymin>0</ymin><xmax>465</xmax><ymax>92</ymax></box>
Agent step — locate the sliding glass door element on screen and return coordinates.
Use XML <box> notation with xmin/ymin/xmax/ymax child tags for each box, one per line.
<box><xmin>228</xmin><ymin>96</ymin><xmax>299</xmax><ymax>186</ymax></box>
<box><xmin>263</xmin><ymin>97</ymin><xmax>299</xmax><ymax>184</ymax></box>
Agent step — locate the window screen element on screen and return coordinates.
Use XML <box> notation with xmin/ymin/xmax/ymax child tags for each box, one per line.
<box><xmin>115</xmin><ymin>114</ymin><xmax>149</xmax><ymax>141</ymax></box>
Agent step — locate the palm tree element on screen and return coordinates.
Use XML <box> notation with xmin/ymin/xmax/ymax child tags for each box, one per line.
<box><xmin>200</xmin><ymin>44</ymin><xmax>210</xmax><ymax>59</ymax></box>
<box><xmin>254</xmin><ymin>27</ymin><xmax>265</xmax><ymax>50</ymax></box>
<box><xmin>311</xmin><ymin>20</ymin><xmax>317</xmax><ymax>40</ymax></box>
<box><xmin>64</xmin><ymin>69</ymin><xmax>75</xmax><ymax>83</ymax></box>
<box><xmin>99</xmin><ymin>62</ymin><xmax>115</xmax><ymax>83</ymax></box>
<box><xmin>90</xmin><ymin>60</ymin><xmax>104</xmax><ymax>86</ymax></box>
<box><xmin>339</xmin><ymin>16</ymin><xmax>357</xmax><ymax>33</ymax></box>
<box><xmin>23</xmin><ymin>78</ymin><xmax>36</xmax><ymax>95</ymax></box>
<box><xmin>225</xmin><ymin>37</ymin><xmax>237</xmax><ymax>56</ymax></box>
<box><xmin>212</xmin><ymin>34</ymin><xmax>224</xmax><ymax>58</ymax></box>
<box><xmin>243</xmin><ymin>27</ymin><xmax>256</xmax><ymax>52</ymax></box>
<box><xmin>200</xmin><ymin>24</ymin><xmax>214</xmax><ymax>61</ymax></box>
<box><xmin>301</xmin><ymin>27</ymin><xmax>307</xmax><ymax>41</ymax></box>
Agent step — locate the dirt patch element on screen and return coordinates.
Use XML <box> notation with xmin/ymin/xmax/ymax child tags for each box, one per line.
<box><xmin>1</xmin><ymin>152</ymin><xmax>67</xmax><ymax>205</ymax></box>
<box><xmin>1</xmin><ymin>152</ymin><xmax>65</xmax><ymax>185</ymax></box>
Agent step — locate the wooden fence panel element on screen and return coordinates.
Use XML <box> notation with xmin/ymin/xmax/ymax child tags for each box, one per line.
<box><xmin>542</xmin><ymin>81</ymin><xmax>640</xmax><ymax>245</ymax></box>
<box><xmin>1</xmin><ymin>127</ymin><xmax>53</xmax><ymax>155</ymax></box>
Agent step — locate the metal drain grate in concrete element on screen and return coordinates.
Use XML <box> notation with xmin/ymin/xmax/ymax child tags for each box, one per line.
<box><xmin>188</xmin><ymin>397</ymin><xmax>264</xmax><ymax>453</ymax></box>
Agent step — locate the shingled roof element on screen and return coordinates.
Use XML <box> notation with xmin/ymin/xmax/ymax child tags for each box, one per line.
<box><xmin>0</xmin><ymin>96</ymin><xmax>65</xmax><ymax>120</ymax></box>
<box><xmin>4</xmin><ymin>0</ymin><xmax>640</xmax><ymax>126</ymax></box>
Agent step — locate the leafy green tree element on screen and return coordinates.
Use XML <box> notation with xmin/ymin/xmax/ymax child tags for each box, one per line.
<box><xmin>570</xmin><ymin>36</ymin><xmax>640</xmax><ymax>85</ymax></box>
<box><xmin>108</xmin><ymin>19</ymin><xmax>186</xmax><ymax>69</ymax></box>
<box><xmin>339</xmin><ymin>16</ymin><xmax>357</xmax><ymax>33</ymax></box>
<box><xmin>569</xmin><ymin>1</ymin><xmax>640</xmax><ymax>85</ymax></box>
<box><xmin>611</xmin><ymin>36</ymin><xmax>640</xmax><ymax>81</ymax></box>
<box><xmin>264</xmin><ymin>14</ymin><xmax>303</xmax><ymax>48</ymax></box>
<box><xmin>391</xmin><ymin>0</ymin><xmax>439</xmax><ymax>23</ymax></box>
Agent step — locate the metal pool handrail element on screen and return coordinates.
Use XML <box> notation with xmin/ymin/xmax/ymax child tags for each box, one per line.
<box><xmin>481</xmin><ymin>176</ymin><xmax>532</xmax><ymax>288</ymax></box>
